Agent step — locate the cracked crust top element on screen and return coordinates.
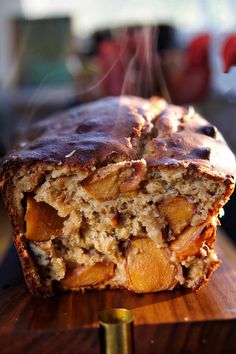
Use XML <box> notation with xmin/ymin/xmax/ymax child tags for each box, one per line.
<box><xmin>0</xmin><ymin>96</ymin><xmax>235</xmax><ymax>185</ymax></box>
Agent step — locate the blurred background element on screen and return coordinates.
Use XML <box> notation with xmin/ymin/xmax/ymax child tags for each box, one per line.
<box><xmin>1</xmin><ymin>0</ymin><xmax>236</xmax><ymax>253</ymax></box>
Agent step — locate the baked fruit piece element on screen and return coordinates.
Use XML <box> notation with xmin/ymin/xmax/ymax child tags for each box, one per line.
<box><xmin>0</xmin><ymin>96</ymin><xmax>235</xmax><ymax>297</ymax></box>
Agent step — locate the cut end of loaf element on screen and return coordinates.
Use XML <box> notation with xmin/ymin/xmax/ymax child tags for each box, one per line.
<box><xmin>15</xmin><ymin>160</ymin><xmax>227</xmax><ymax>295</ymax></box>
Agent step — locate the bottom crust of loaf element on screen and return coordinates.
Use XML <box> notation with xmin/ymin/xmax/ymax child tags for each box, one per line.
<box><xmin>15</xmin><ymin>231</ymin><xmax>221</xmax><ymax>298</ymax></box>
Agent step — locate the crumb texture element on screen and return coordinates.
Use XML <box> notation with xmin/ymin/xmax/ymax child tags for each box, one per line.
<box><xmin>25</xmin><ymin>163</ymin><xmax>225</xmax><ymax>293</ymax></box>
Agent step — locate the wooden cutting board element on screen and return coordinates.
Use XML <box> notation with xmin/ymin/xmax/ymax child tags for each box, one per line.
<box><xmin>0</xmin><ymin>240</ymin><xmax>236</xmax><ymax>354</ymax></box>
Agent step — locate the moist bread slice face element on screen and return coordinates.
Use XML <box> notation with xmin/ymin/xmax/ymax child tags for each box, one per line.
<box><xmin>0</xmin><ymin>96</ymin><xmax>235</xmax><ymax>297</ymax></box>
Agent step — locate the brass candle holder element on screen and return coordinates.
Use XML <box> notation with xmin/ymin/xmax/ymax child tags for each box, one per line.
<box><xmin>98</xmin><ymin>308</ymin><xmax>134</xmax><ymax>354</ymax></box>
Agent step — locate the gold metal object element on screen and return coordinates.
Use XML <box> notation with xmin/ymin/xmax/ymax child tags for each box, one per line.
<box><xmin>98</xmin><ymin>308</ymin><xmax>134</xmax><ymax>354</ymax></box>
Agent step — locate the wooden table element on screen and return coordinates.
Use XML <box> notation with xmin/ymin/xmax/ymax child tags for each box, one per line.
<box><xmin>0</xmin><ymin>235</ymin><xmax>236</xmax><ymax>354</ymax></box>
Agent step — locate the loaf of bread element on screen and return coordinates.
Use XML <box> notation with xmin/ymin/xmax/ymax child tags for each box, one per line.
<box><xmin>0</xmin><ymin>96</ymin><xmax>235</xmax><ymax>297</ymax></box>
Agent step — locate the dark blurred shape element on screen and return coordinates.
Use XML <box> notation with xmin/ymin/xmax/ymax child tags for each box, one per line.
<box><xmin>221</xmin><ymin>34</ymin><xmax>236</xmax><ymax>73</ymax></box>
<box><xmin>220</xmin><ymin>190</ymin><xmax>236</xmax><ymax>243</ymax></box>
<box><xmin>0</xmin><ymin>242</ymin><xmax>23</xmax><ymax>290</ymax></box>
<box><xmin>92</xmin><ymin>29</ymin><xmax>113</xmax><ymax>55</ymax></box>
<box><xmin>157</xmin><ymin>24</ymin><xmax>178</xmax><ymax>52</ymax></box>
<box><xmin>0</xmin><ymin>92</ymin><xmax>15</xmax><ymax>156</ymax></box>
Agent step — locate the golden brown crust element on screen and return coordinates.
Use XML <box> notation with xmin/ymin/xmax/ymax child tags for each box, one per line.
<box><xmin>0</xmin><ymin>96</ymin><xmax>235</xmax><ymax>185</ymax></box>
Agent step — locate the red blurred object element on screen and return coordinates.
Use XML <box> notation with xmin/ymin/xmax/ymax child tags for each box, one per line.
<box><xmin>96</xmin><ymin>30</ymin><xmax>211</xmax><ymax>104</ymax></box>
<box><xmin>97</xmin><ymin>40</ymin><xmax>125</xmax><ymax>95</ymax></box>
<box><xmin>97</xmin><ymin>34</ymin><xmax>137</xmax><ymax>96</ymax></box>
<box><xmin>221</xmin><ymin>34</ymin><xmax>236</xmax><ymax>73</ymax></box>
<box><xmin>168</xmin><ymin>34</ymin><xmax>211</xmax><ymax>104</ymax></box>
<box><xmin>96</xmin><ymin>28</ymin><xmax>158</xmax><ymax>97</ymax></box>
<box><xmin>186</xmin><ymin>34</ymin><xmax>211</xmax><ymax>68</ymax></box>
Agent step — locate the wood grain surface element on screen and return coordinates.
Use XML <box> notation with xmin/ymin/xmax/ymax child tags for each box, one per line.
<box><xmin>0</xmin><ymin>242</ymin><xmax>236</xmax><ymax>354</ymax></box>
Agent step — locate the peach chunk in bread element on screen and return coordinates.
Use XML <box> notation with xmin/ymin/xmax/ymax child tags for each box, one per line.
<box><xmin>82</xmin><ymin>160</ymin><xmax>146</xmax><ymax>201</ymax></box>
<box><xmin>61</xmin><ymin>262</ymin><xmax>115</xmax><ymax>290</ymax></box>
<box><xmin>170</xmin><ymin>224</ymin><xmax>216</xmax><ymax>260</ymax></box>
<box><xmin>158</xmin><ymin>197</ymin><xmax>195</xmax><ymax>235</ymax></box>
<box><xmin>126</xmin><ymin>238</ymin><xmax>179</xmax><ymax>292</ymax></box>
<box><xmin>25</xmin><ymin>195</ymin><xmax>65</xmax><ymax>241</ymax></box>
